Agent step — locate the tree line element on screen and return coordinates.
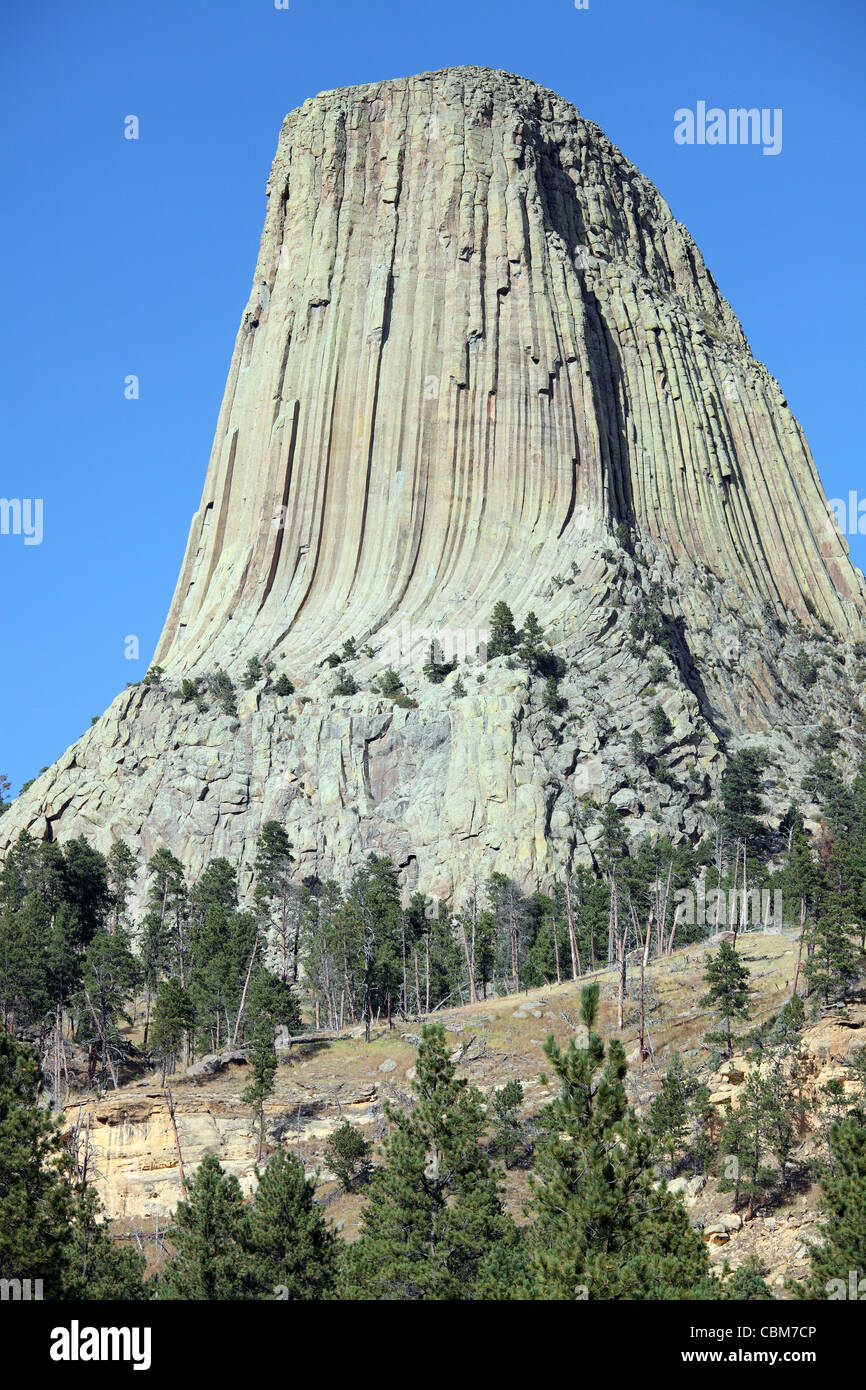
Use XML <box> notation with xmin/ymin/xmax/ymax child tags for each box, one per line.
<box><xmin>2</xmin><ymin>994</ymin><xmax>864</xmax><ymax>1301</ymax></box>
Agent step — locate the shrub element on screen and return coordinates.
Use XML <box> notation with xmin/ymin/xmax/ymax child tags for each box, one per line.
<box><xmin>654</xmin><ymin>757</ymin><xmax>676</xmax><ymax>786</ymax></box>
<box><xmin>376</xmin><ymin>668</ymin><xmax>404</xmax><ymax>698</ymax></box>
<box><xmin>207</xmin><ymin>669</ymin><xmax>238</xmax><ymax>716</ymax></box>
<box><xmin>542</xmin><ymin>676</ymin><xmax>564</xmax><ymax>713</ymax></box>
<box><xmin>650</xmin><ymin>705</ymin><xmax>674</xmax><ymax>741</ymax></box>
<box><xmin>242</xmin><ymin>655</ymin><xmax>264</xmax><ymax>689</ymax></box>
<box><xmin>792</xmin><ymin>650</ymin><xmax>819</xmax><ymax>688</ymax></box>
<box><xmin>422</xmin><ymin>641</ymin><xmax>455</xmax><ymax>684</ymax></box>
<box><xmin>273</xmin><ymin>674</ymin><xmax>295</xmax><ymax>696</ymax></box>
<box><xmin>325</xmin><ymin>1122</ymin><xmax>371</xmax><ymax>1190</ymax></box>
<box><xmin>331</xmin><ymin>670</ymin><xmax>358</xmax><ymax>697</ymax></box>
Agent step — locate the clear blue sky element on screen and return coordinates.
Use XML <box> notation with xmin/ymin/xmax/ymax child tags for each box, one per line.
<box><xmin>1</xmin><ymin>0</ymin><xmax>864</xmax><ymax>793</ymax></box>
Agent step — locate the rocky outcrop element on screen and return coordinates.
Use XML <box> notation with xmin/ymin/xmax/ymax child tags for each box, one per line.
<box><xmin>155</xmin><ymin>66</ymin><xmax>865</xmax><ymax>675</ymax></box>
<box><xmin>2</xmin><ymin>66</ymin><xmax>865</xmax><ymax>896</ymax></box>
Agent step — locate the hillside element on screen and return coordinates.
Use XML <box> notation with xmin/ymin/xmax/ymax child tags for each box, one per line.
<box><xmin>64</xmin><ymin>926</ymin><xmax>865</xmax><ymax>1293</ymax></box>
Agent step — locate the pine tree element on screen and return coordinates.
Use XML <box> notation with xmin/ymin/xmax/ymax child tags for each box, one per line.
<box><xmin>325</xmin><ymin>1120</ymin><xmax>371</xmax><ymax>1190</ymax></box>
<box><xmin>0</xmin><ymin>1034</ymin><xmax>73</xmax><ymax>1296</ymax></box>
<box><xmin>106</xmin><ymin>840</ymin><xmax>138</xmax><ymax>932</ymax></box>
<box><xmin>243</xmin><ymin>1020</ymin><xmax>278</xmax><ymax>1162</ymax></box>
<box><xmin>525</xmin><ymin>984</ymin><xmax>719</xmax><ymax>1299</ymax></box>
<box><xmin>487</xmin><ymin>602</ymin><xmax>519</xmax><ymax>660</ymax></box>
<box><xmin>806</xmin><ymin>888</ymin><xmax>859</xmax><ymax>1005</ymax></box>
<box><xmin>151</xmin><ymin>977</ymin><xmax>195</xmax><ymax>1081</ymax></box>
<box><xmin>701</xmin><ymin>941</ymin><xmax>752</xmax><ymax>1057</ymax></box>
<box><xmin>160</xmin><ymin>1154</ymin><xmax>253</xmax><ymax>1299</ymax></box>
<box><xmin>142</xmin><ymin>848</ymin><xmax>188</xmax><ymax>997</ymax></box>
<box><xmin>422</xmin><ymin>641</ymin><xmax>455</xmax><ymax>684</ymax></box>
<box><xmin>62</xmin><ymin>1183</ymin><xmax>149</xmax><ymax>1300</ymax></box>
<box><xmin>724</xmin><ymin>1257</ymin><xmax>775</xmax><ymax>1300</ymax></box>
<box><xmin>77</xmin><ymin>927</ymin><xmax>141</xmax><ymax>1088</ymax></box>
<box><xmin>490</xmin><ymin>1079</ymin><xmax>526</xmax><ymax>1169</ymax></box>
<box><xmin>646</xmin><ymin>1052</ymin><xmax>690</xmax><ymax>1175</ymax></box>
<box><xmin>799</xmin><ymin>1119</ymin><xmax>866</xmax><ymax>1298</ymax></box>
<box><xmin>650</xmin><ymin>704</ymin><xmax>674</xmax><ymax>742</ymax></box>
<box><xmin>717</xmin><ymin>1071</ymin><xmax>788</xmax><ymax>1217</ymax></box>
<box><xmin>253</xmin><ymin>822</ymin><xmax>297</xmax><ymax>983</ymax></box>
<box><xmin>518</xmin><ymin>611</ymin><xmax>547</xmax><ymax>670</ymax></box>
<box><xmin>245</xmin><ymin>1148</ymin><xmax>337</xmax><ymax>1299</ymax></box>
<box><xmin>340</xmin><ymin>1025</ymin><xmax>523</xmax><ymax>1299</ymax></box>
<box><xmin>720</xmin><ymin>748</ymin><xmax>771</xmax><ymax>853</ymax></box>
<box><xmin>542</xmin><ymin>675</ymin><xmax>563</xmax><ymax>713</ymax></box>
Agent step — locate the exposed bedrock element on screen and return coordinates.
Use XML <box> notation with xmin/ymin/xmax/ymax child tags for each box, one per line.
<box><xmin>3</xmin><ymin>67</ymin><xmax>865</xmax><ymax>899</ymax></box>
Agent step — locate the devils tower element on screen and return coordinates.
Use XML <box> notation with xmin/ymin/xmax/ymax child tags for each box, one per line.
<box><xmin>3</xmin><ymin>67</ymin><xmax>865</xmax><ymax>900</ymax></box>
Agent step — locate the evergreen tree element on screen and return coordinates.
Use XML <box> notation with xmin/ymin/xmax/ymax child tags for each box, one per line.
<box><xmin>243</xmin><ymin>1020</ymin><xmax>278</xmax><ymax>1162</ymax></box>
<box><xmin>487</xmin><ymin>871</ymin><xmax>530</xmax><ymax>992</ymax></box>
<box><xmin>141</xmin><ymin>848</ymin><xmax>188</xmax><ymax>999</ymax></box>
<box><xmin>487</xmin><ymin>602</ymin><xmax>519</xmax><ymax>660</ymax></box>
<box><xmin>701</xmin><ymin>942</ymin><xmax>752</xmax><ymax>1057</ymax></box>
<box><xmin>325</xmin><ymin>1120</ymin><xmax>371</xmax><ymax>1190</ymax></box>
<box><xmin>650</xmin><ymin>705</ymin><xmax>674</xmax><ymax>742</ymax></box>
<box><xmin>0</xmin><ymin>1035</ymin><xmax>73</xmax><ymax>1296</ymax></box>
<box><xmin>526</xmin><ymin>984</ymin><xmax>719</xmax><ymax>1299</ymax></box>
<box><xmin>160</xmin><ymin>1155</ymin><xmax>253</xmax><ymax>1300</ymax></box>
<box><xmin>106</xmin><ymin>840</ymin><xmax>138</xmax><ymax>932</ymax></box>
<box><xmin>246</xmin><ymin>1148</ymin><xmax>337</xmax><ymax>1299</ymax></box>
<box><xmin>518</xmin><ymin>611</ymin><xmax>547</xmax><ymax>671</ymax></box>
<box><xmin>806</xmin><ymin>882</ymin><xmax>860</xmax><ymax>1005</ymax></box>
<box><xmin>542</xmin><ymin>676</ymin><xmax>563</xmax><ymax>714</ymax></box>
<box><xmin>151</xmin><ymin>977</ymin><xmax>195</xmax><ymax>1081</ymax></box>
<box><xmin>595</xmin><ymin>802</ymin><xmax>629</xmax><ymax>880</ymax></box>
<box><xmin>717</xmin><ymin>1071</ymin><xmax>790</xmax><ymax>1216</ymax></box>
<box><xmin>338</xmin><ymin>855</ymin><xmax>403</xmax><ymax>1039</ymax></box>
<box><xmin>242</xmin><ymin>655</ymin><xmax>264</xmax><ymax>689</ymax></box>
<box><xmin>490</xmin><ymin>1078</ymin><xmax>526</xmax><ymax>1169</ymax></box>
<box><xmin>187</xmin><ymin>900</ymin><xmax>258</xmax><ymax>1053</ymax></box>
<box><xmin>646</xmin><ymin>1052</ymin><xmax>690</xmax><ymax>1175</ymax></box>
<box><xmin>376</xmin><ymin>667</ymin><xmax>404</xmax><ymax>697</ymax></box>
<box><xmin>253</xmin><ymin>823</ymin><xmax>297</xmax><ymax>983</ymax></box>
<box><xmin>0</xmin><ymin>892</ymin><xmax>50</xmax><ymax>1030</ymax></box>
<box><xmin>799</xmin><ymin>1119</ymin><xmax>866</xmax><ymax>1298</ymax></box>
<box><xmin>60</xmin><ymin>836</ymin><xmax>113</xmax><ymax>948</ymax></box>
<box><xmin>724</xmin><ymin>1257</ymin><xmax>775</xmax><ymax>1300</ymax></box>
<box><xmin>422</xmin><ymin>641</ymin><xmax>455</xmax><ymax>684</ymax></box>
<box><xmin>77</xmin><ymin>927</ymin><xmax>141</xmax><ymax>1088</ymax></box>
<box><xmin>719</xmin><ymin>748</ymin><xmax>771</xmax><ymax>856</ymax></box>
<box><xmin>62</xmin><ymin>1183</ymin><xmax>149</xmax><ymax>1300</ymax></box>
<box><xmin>340</xmin><ymin>1026</ymin><xmax>523</xmax><ymax>1299</ymax></box>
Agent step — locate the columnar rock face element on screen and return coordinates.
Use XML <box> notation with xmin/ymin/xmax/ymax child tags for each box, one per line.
<box><xmin>155</xmin><ymin>66</ymin><xmax>863</xmax><ymax>676</ymax></box>
<box><xmin>3</xmin><ymin>67</ymin><xmax>865</xmax><ymax>899</ymax></box>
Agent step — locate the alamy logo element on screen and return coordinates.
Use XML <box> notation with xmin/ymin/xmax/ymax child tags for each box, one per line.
<box><xmin>50</xmin><ymin>1321</ymin><xmax>152</xmax><ymax>1371</ymax></box>
<box><xmin>0</xmin><ymin>497</ymin><xmax>43</xmax><ymax>545</ymax></box>
<box><xmin>825</xmin><ymin>492</ymin><xmax>866</xmax><ymax>537</ymax></box>
<box><xmin>674</xmin><ymin>885</ymin><xmax>783</xmax><ymax>931</ymax></box>
<box><xmin>0</xmin><ymin>1278</ymin><xmax>43</xmax><ymax>1300</ymax></box>
<box><xmin>377</xmin><ymin>619</ymin><xmax>490</xmax><ymax>667</ymax></box>
<box><xmin>826</xmin><ymin>1271</ymin><xmax>866</xmax><ymax>1300</ymax></box>
<box><xmin>674</xmin><ymin>102</ymin><xmax>782</xmax><ymax>156</ymax></box>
